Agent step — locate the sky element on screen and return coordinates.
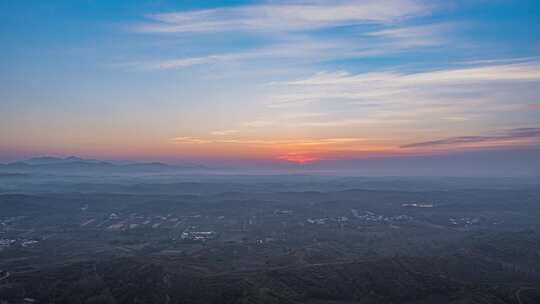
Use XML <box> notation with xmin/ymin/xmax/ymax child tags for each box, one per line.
<box><xmin>1</xmin><ymin>0</ymin><xmax>539</xmax><ymax>171</ymax></box>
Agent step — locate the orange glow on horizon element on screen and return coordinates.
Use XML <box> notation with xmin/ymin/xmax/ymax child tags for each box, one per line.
<box><xmin>277</xmin><ymin>153</ymin><xmax>322</xmax><ymax>164</ymax></box>
<box><xmin>4</xmin><ymin>132</ymin><xmax>537</xmax><ymax>164</ymax></box>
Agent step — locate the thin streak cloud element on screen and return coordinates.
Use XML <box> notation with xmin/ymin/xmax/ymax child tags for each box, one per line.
<box><xmin>267</xmin><ymin>61</ymin><xmax>540</xmax><ymax>111</ymax></box>
<box><xmin>134</xmin><ymin>0</ymin><xmax>431</xmax><ymax>34</ymax></box>
<box><xmin>171</xmin><ymin>137</ymin><xmax>367</xmax><ymax>147</ymax></box>
<box><xmin>210</xmin><ymin>129</ymin><xmax>239</xmax><ymax>136</ymax></box>
<box><xmin>285</xmin><ymin>61</ymin><xmax>540</xmax><ymax>86</ymax></box>
<box><xmin>401</xmin><ymin>128</ymin><xmax>540</xmax><ymax>148</ymax></box>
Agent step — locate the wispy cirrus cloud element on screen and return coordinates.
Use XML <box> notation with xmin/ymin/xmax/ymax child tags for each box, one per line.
<box><xmin>210</xmin><ymin>129</ymin><xmax>239</xmax><ymax>136</ymax></box>
<box><xmin>241</xmin><ymin>112</ymin><xmax>386</xmax><ymax>128</ymax></box>
<box><xmin>139</xmin><ymin>38</ymin><xmax>351</xmax><ymax>70</ymax></box>
<box><xmin>128</xmin><ymin>22</ymin><xmax>455</xmax><ymax>71</ymax></box>
<box><xmin>126</xmin><ymin>1</ymin><xmax>453</xmax><ymax>71</ymax></box>
<box><xmin>367</xmin><ymin>23</ymin><xmax>453</xmax><ymax>48</ymax></box>
<box><xmin>171</xmin><ymin>136</ymin><xmax>366</xmax><ymax>147</ymax></box>
<box><xmin>134</xmin><ymin>0</ymin><xmax>431</xmax><ymax>34</ymax></box>
<box><xmin>401</xmin><ymin>128</ymin><xmax>540</xmax><ymax>149</ymax></box>
<box><xmin>168</xmin><ymin>137</ymin><xmax>212</xmax><ymax>144</ymax></box>
<box><xmin>242</xmin><ymin>117</ymin><xmax>402</xmax><ymax>128</ymax></box>
<box><xmin>146</xmin><ymin>56</ymin><xmax>226</xmax><ymax>69</ymax></box>
<box><xmin>233</xmin><ymin>60</ymin><xmax>540</xmax><ymax>139</ymax></box>
<box><xmin>266</xmin><ymin>61</ymin><xmax>540</xmax><ymax>110</ymax></box>
<box><xmin>284</xmin><ymin>61</ymin><xmax>540</xmax><ymax>87</ymax></box>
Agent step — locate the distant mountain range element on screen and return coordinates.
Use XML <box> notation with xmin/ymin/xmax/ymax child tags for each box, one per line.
<box><xmin>0</xmin><ymin>156</ymin><xmax>206</xmax><ymax>173</ymax></box>
<box><xmin>2</xmin><ymin>148</ymin><xmax>539</xmax><ymax>176</ymax></box>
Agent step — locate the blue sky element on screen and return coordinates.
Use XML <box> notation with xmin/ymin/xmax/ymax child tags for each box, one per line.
<box><xmin>1</xmin><ymin>0</ymin><xmax>539</xmax><ymax>167</ymax></box>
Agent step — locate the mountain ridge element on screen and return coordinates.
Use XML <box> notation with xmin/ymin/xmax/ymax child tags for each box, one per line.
<box><xmin>0</xmin><ymin>156</ymin><xmax>206</xmax><ymax>173</ymax></box>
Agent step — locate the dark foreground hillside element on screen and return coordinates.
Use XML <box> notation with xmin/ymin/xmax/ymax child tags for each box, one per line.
<box><xmin>2</xmin><ymin>255</ymin><xmax>537</xmax><ymax>304</ymax></box>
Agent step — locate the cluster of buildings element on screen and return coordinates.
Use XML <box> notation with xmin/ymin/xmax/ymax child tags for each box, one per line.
<box><xmin>82</xmin><ymin>213</ymin><xmax>188</xmax><ymax>231</ymax></box>
<box><xmin>305</xmin><ymin>211</ymin><xmax>414</xmax><ymax>226</ymax></box>
<box><xmin>274</xmin><ymin>209</ymin><xmax>293</xmax><ymax>215</ymax></box>
<box><xmin>0</xmin><ymin>238</ymin><xmax>39</xmax><ymax>250</ymax></box>
<box><xmin>449</xmin><ymin>217</ymin><xmax>480</xmax><ymax>227</ymax></box>
<box><xmin>401</xmin><ymin>202</ymin><xmax>434</xmax><ymax>208</ymax></box>
<box><xmin>180</xmin><ymin>230</ymin><xmax>217</xmax><ymax>242</ymax></box>
<box><xmin>306</xmin><ymin>216</ymin><xmax>349</xmax><ymax>225</ymax></box>
<box><xmin>351</xmin><ymin>209</ymin><xmax>413</xmax><ymax>223</ymax></box>
<box><xmin>307</xmin><ymin>218</ymin><xmax>329</xmax><ymax>225</ymax></box>
<box><xmin>0</xmin><ymin>238</ymin><xmax>16</xmax><ymax>250</ymax></box>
